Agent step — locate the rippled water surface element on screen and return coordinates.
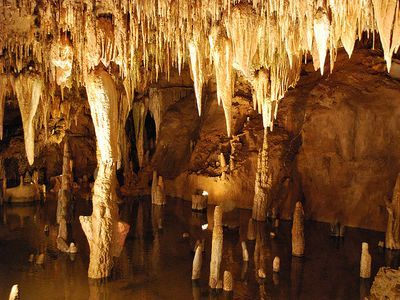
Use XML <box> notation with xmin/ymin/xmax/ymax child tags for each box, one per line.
<box><xmin>0</xmin><ymin>197</ymin><xmax>396</xmax><ymax>299</ymax></box>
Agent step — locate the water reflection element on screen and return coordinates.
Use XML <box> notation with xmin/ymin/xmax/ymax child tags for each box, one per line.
<box><xmin>0</xmin><ymin>197</ymin><xmax>392</xmax><ymax>299</ymax></box>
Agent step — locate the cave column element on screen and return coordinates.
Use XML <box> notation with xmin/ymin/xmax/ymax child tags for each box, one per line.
<box><xmin>252</xmin><ymin>129</ymin><xmax>272</xmax><ymax>221</ymax></box>
<box><xmin>79</xmin><ymin>68</ymin><xmax>120</xmax><ymax>279</ymax></box>
<box><xmin>385</xmin><ymin>173</ymin><xmax>400</xmax><ymax>249</ymax></box>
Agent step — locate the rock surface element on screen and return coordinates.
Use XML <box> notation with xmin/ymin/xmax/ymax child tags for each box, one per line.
<box><xmin>370</xmin><ymin>267</ymin><xmax>400</xmax><ymax>299</ymax></box>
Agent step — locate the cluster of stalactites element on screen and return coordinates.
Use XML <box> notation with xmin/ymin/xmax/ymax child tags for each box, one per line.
<box><xmin>1</xmin><ymin>0</ymin><xmax>400</xmax><ymax>135</ymax></box>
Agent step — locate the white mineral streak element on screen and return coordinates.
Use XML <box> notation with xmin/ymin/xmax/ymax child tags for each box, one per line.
<box><xmin>9</xmin><ymin>284</ymin><xmax>19</xmax><ymax>300</ymax></box>
<box><xmin>209</xmin><ymin>205</ymin><xmax>223</xmax><ymax>289</ymax></box>
<box><xmin>292</xmin><ymin>202</ymin><xmax>305</xmax><ymax>257</ymax></box>
<box><xmin>13</xmin><ymin>73</ymin><xmax>42</xmax><ymax>165</ymax></box>
<box><xmin>209</xmin><ymin>26</ymin><xmax>233</xmax><ymax>137</ymax></box>
<box><xmin>252</xmin><ymin>129</ymin><xmax>272</xmax><ymax>221</ymax></box>
<box><xmin>192</xmin><ymin>243</ymin><xmax>203</xmax><ymax>280</ymax></box>
<box><xmin>223</xmin><ymin>271</ymin><xmax>233</xmax><ymax>292</ymax></box>
<box><xmin>313</xmin><ymin>8</ymin><xmax>330</xmax><ymax>75</ymax></box>
<box><xmin>79</xmin><ymin>68</ymin><xmax>122</xmax><ymax>279</ymax></box>
<box><xmin>360</xmin><ymin>242</ymin><xmax>372</xmax><ymax>278</ymax></box>
<box><xmin>386</xmin><ymin>173</ymin><xmax>400</xmax><ymax>249</ymax></box>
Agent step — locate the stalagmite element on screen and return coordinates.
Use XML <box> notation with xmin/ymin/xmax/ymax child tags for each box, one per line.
<box><xmin>273</xmin><ymin>256</ymin><xmax>280</xmax><ymax>273</ymax></box>
<box><xmin>9</xmin><ymin>284</ymin><xmax>19</xmax><ymax>300</ymax></box>
<box><xmin>385</xmin><ymin>173</ymin><xmax>400</xmax><ymax>249</ymax></box>
<box><xmin>132</xmin><ymin>102</ymin><xmax>146</xmax><ymax>168</ymax></box>
<box><xmin>360</xmin><ymin>242</ymin><xmax>372</xmax><ymax>279</ymax></box>
<box><xmin>252</xmin><ymin>129</ymin><xmax>272</xmax><ymax>221</ymax></box>
<box><xmin>247</xmin><ymin>218</ymin><xmax>256</xmax><ymax>241</ymax></box>
<box><xmin>292</xmin><ymin>202</ymin><xmax>305</xmax><ymax>257</ymax></box>
<box><xmin>241</xmin><ymin>241</ymin><xmax>249</xmax><ymax>262</ymax></box>
<box><xmin>192</xmin><ymin>243</ymin><xmax>203</xmax><ymax>280</ymax></box>
<box><xmin>0</xmin><ymin>75</ymin><xmax>9</xmax><ymax>140</ymax></box>
<box><xmin>13</xmin><ymin>73</ymin><xmax>42</xmax><ymax>165</ymax></box>
<box><xmin>209</xmin><ymin>206</ymin><xmax>223</xmax><ymax>289</ymax></box>
<box><xmin>79</xmin><ymin>68</ymin><xmax>126</xmax><ymax>279</ymax></box>
<box><xmin>223</xmin><ymin>271</ymin><xmax>233</xmax><ymax>292</ymax></box>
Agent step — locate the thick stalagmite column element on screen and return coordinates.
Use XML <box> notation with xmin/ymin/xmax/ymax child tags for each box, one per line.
<box><xmin>292</xmin><ymin>202</ymin><xmax>305</xmax><ymax>257</ymax></box>
<box><xmin>79</xmin><ymin>68</ymin><xmax>123</xmax><ymax>279</ymax></box>
<box><xmin>209</xmin><ymin>205</ymin><xmax>223</xmax><ymax>289</ymax></box>
<box><xmin>386</xmin><ymin>173</ymin><xmax>400</xmax><ymax>249</ymax></box>
<box><xmin>13</xmin><ymin>73</ymin><xmax>42</xmax><ymax>165</ymax></box>
<box><xmin>192</xmin><ymin>242</ymin><xmax>203</xmax><ymax>280</ymax></box>
<box><xmin>252</xmin><ymin>129</ymin><xmax>272</xmax><ymax>221</ymax></box>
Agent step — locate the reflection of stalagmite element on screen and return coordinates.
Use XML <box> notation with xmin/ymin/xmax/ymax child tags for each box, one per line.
<box><xmin>192</xmin><ymin>242</ymin><xmax>203</xmax><ymax>280</ymax></box>
<box><xmin>254</xmin><ymin>221</ymin><xmax>267</xmax><ymax>278</ymax></box>
<box><xmin>252</xmin><ymin>129</ymin><xmax>272</xmax><ymax>221</ymax></box>
<box><xmin>241</xmin><ymin>241</ymin><xmax>249</xmax><ymax>261</ymax></box>
<box><xmin>292</xmin><ymin>202</ymin><xmax>305</xmax><ymax>257</ymax></box>
<box><xmin>79</xmin><ymin>68</ymin><xmax>128</xmax><ymax>279</ymax></box>
<box><xmin>386</xmin><ymin>173</ymin><xmax>400</xmax><ymax>249</ymax></box>
<box><xmin>209</xmin><ymin>206</ymin><xmax>223</xmax><ymax>289</ymax></box>
<box><xmin>13</xmin><ymin>73</ymin><xmax>42</xmax><ymax>165</ymax></box>
<box><xmin>152</xmin><ymin>173</ymin><xmax>166</xmax><ymax>205</ymax></box>
<box><xmin>290</xmin><ymin>257</ymin><xmax>304</xmax><ymax>299</ymax></box>
<box><xmin>247</xmin><ymin>218</ymin><xmax>255</xmax><ymax>241</ymax></box>
<box><xmin>360</xmin><ymin>242</ymin><xmax>372</xmax><ymax>279</ymax></box>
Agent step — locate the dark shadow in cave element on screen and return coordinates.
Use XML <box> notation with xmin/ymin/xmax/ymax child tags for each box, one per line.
<box><xmin>125</xmin><ymin>110</ymin><xmax>140</xmax><ymax>174</ymax></box>
<box><xmin>144</xmin><ymin>112</ymin><xmax>156</xmax><ymax>159</ymax></box>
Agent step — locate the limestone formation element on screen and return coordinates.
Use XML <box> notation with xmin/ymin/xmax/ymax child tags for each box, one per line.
<box><xmin>252</xmin><ymin>130</ymin><xmax>272</xmax><ymax>221</ymax></box>
<box><xmin>35</xmin><ymin>253</ymin><xmax>45</xmax><ymax>265</ymax></box>
<box><xmin>385</xmin><ymin>173</ymin><xmax>400</xmax><ymax>249</ymax></box>
<box><xmin>5</xmin><ymin>179</ymin><xmax>40</xmax><ymax>203</ymax></box>
<box><xmin>209</xmin><ymin>206</ymin><xmax>223</xmax><ymax>289</ymax></box>
<box><xmin>360</xmin><ymin>242</ymin><xmax>372</xmax><ymax>279</ymax></box>
<box><xmin>9</xmin><ymin>284</ymin><xmax>19</xmax><ymax>300</ymax></box>
<box><xmin>370</xmin><ymin>267</ymin><xmax>400</xmax><ymax>299</ymax></box>
<box><xmin>247</xmin><ymin>218</ymin><xmax>256</xmax><ymax>241</ymax></box>
<box><xmin>13</xmin><ymin>73</ymin><xmax>42</xmax><ymax>165</ymax></box>
<box><xmin>223</xmin><ymin>271</ymin><xmax>233</xmax><ymax>292</ymax></box>
<box><xmin>192</xmin><ymin>243</ymin><xmax>203</xmax><ymax>280</ymax></box>
<box><xmin>273</xmin><ymin>256</ymin><xmax>280</xmax><ymax>273</ymax></box>
<box><xmin>79</xmin><ymin>68</ymin><xmax>125</xmax><ymax>279</ymax></box>
<box><xmin>292</xmin><ymin>202</ymin><xmax>305</xmax><ymax>257</ymax></box>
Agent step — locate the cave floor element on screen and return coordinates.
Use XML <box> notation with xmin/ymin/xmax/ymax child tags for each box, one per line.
<box><xmin>0</xmin><ymin>196</ymin><xmax>395</xmax><ymax>299</ymax></box>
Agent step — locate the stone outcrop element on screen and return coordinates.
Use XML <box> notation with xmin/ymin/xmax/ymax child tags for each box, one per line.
<box><xmin>370</xmin><ymin>267</ymin><xmax>400</xmax><ymax>299</ymax></box>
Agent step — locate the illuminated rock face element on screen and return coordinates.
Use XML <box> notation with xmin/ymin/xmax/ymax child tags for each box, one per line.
<box><xmin>370</xmin><ymin>267</ymin><xmax>400</xmax><ymax>299</ymax></box>
<box><xmin>360</xmin><ymin>242</ymin><xmax>371</xmax><ymax>278</ymax></box>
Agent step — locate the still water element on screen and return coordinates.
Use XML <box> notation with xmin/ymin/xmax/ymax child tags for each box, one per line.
<box><xmin>0</xmin><ymin>197</ymin><xmax>395</xmax><ymax>299</ymax></box>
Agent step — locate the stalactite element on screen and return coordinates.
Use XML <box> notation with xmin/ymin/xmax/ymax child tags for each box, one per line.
<box><xmin>132</xmin><ymin>101</ymin><xmax>146</xmax><ymax>168</ymax></box>
<box><xmin>13</xmin><ymin>73</ymin><xmax>42</xmax><ymax>165</ymax></box>
<box><xmin>209</xmin><ymin>26</ymin><xmax>233</xmax><ymax>137</ymax></box>
<box><xmin>252</xmin><ymin>129</ymin><xmax>272</xmax><ymax>221</ymax></box>
<box><xmin>313</xmin><ymin>8</ymin><xmax>330</xmax><ymax>75</ymax></box>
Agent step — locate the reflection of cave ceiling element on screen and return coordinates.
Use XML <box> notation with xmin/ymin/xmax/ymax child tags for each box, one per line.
<box><xmin>0</xmin><ymin>0</ymin><xmax>399</xmax><ymax>137</ymax></box>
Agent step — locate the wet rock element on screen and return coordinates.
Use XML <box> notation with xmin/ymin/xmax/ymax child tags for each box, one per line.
<box><xmin>370</xmin><ymin>267</ymin><xmax>400</xmax><ymax>299</ymax></box>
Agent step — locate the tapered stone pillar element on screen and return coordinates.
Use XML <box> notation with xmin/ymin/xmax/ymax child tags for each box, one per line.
<box><xmin>209</xmin><ymin>206</ymin><xmax>223</xmax><ymax>289</ymax></box>
<box><xmin>79</xmin><ymin>68</ymin><xmax>127</xmax><ymax>279</ymax></box>
<box><xmin>292</xmin><ymin>202</ymin><xmax>305</xmax><ymax>257</ymax></box>
<box><xmin>252</xmin><ymin>129</ymin><xmax>272</xmax><ymax>221</ymax></box>
<box><xmin>192</xmin><ymin>242</ymin><xmax>203</xmax><ymax>280</ymax></box>
<box><xmin>386</xmin><ymin>173</ymin><xmax>400</xmax><ymax>249</ymax></box>
<box><xmin>360</xmin><ymin>242</ymin><xmax>371</xmax><ymax>279</ymax></box>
